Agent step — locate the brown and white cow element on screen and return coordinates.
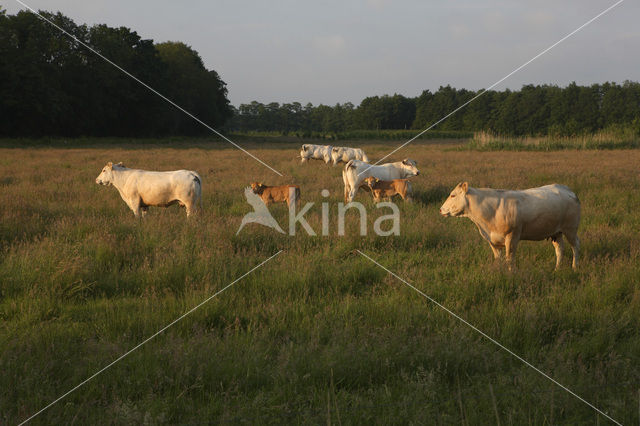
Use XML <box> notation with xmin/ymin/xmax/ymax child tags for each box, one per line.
<box><xmin>250</xmin><ymin>182</ymin><xmax>301</xmax><ymax>208</ymax></box>
<box><xmin>95</xmin><ymin>162</ymin><xmax>202</xmax><ymax>218</ymax></box>
<box><xmin>342</xmin><ymin>159</ymin><xmax>419</xmax><ymax>203</ymax></box>
<box><xmin>439</xmin><ymin>182</ymin><xmax>581</xmax><ymax>270</ymax></box>
<box><xmin>364</xmin><ymin>177</ymin><xmax>413</xmax><ymax>202</ymax></box>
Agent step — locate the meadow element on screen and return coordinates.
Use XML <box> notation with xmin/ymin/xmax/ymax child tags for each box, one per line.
<box><xmin>1</xmin><ymin>139</ymin><xmax>639</xmax><ymax>424</ymax></box>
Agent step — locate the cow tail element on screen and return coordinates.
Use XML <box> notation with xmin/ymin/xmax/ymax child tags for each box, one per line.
<box><xmin>192</xmin><ymin>172</ymin><xmax>203</xmax><ymax>210</ymax></box>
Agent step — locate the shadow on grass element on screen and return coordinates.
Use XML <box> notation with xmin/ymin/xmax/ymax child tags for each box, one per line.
<box><xmin>412</xmin><ymin>185</ymin><xmax>450</xmax><ymax>206</ymax></box>
<box><xmin>585</xmin><ymin>235</ymin><xmax>635</xmax><ymax>261</ymax></box>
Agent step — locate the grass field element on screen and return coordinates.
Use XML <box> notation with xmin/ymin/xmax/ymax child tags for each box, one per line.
<box><xmin>1</xmin><ymin>139</ymin><xmax>639</xmax><ymax>424</ymax></box>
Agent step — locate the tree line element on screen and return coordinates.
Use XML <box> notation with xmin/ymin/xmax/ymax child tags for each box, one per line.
<box><xmin>2</xmin><ymin>8</ymin><xmax>639</xmax><ymax>139</ymax></box>
<box><xmin>0</xmin><ymin>9</ymin><xmax>232</xmax><ymax>137</ymax></box>
<box><xmin>230</xmin><ymin>82</ymin><xmax>640</xmax><ymax>137</ymax></box>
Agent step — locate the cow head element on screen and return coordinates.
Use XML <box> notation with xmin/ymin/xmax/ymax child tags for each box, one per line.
<box><xmin>330</xmin><ymin>147</ymin><xmax>342</xmax><ymax>162</ymax></box>
<box><xmin>400</xmin><ymin>159</ymin><xmax>420</xmax><ymax>177</ymax></box>
<box><xmin>250</xmin><ymin>182</ymin><xmax>266</xmax><ymax>194</ymax></box>
<box><xmin>95</xmin><ymin>162</ymin><xmax>123</xmax><ymax>186</ymax></box>
<box><xmin>364</xmin><ymin>176</ymin><xmax>380</xmax><ymax>189</ymax></box>
<box><xmin>439</xmin><ymin>182</ymin><xmax>469</xmax><ymax>217</ymax></box>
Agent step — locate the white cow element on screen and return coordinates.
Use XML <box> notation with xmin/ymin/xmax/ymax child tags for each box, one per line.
<box><xmin>342</xmin><ymin>159</ymin><xmax>419</xmax><ymax>203</ymax></box>
<box><xmin>95</xmin><ymin>162</ymin><xmax>202</xmax><ymax>218</ymax></box>
<box><xmin>330</xmin><ymin>146</ymin><xmax>369</xmax><ymax>166</ymax></box>
<box><xmin>439</xmin><ymin>182</ymin><xmax>581</xmax><ymax>270</ymax></box>
<box><xmin>300</xmin><ymin>144</ymin><xmax>333</xmax><ymax>164</ymax></box>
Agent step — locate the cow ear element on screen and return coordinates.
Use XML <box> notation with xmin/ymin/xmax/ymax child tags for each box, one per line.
<box><xmin>106</xmin><ymin>162</ymin><xmax>113</xmax><ymax>168</ymax></box>
<box><xmin>116</xmin><ymin>162</ymin><xmax>124</xmax><ymax>167</ymax></box>
<box><xmin>461</xmin><ymin>182</ymin><xmax>469</xmax><ymax>193</ymax></box>
<box><xmin>402</xmin><ymin>159</ymin><xmax>408</xmax><ymax>165</ymax></box>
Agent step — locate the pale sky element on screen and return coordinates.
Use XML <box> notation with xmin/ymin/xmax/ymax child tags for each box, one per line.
<box><xmin>3</xmin><ymin>0</ymin><xmax>639</xmax><ymax>106</ymax></box>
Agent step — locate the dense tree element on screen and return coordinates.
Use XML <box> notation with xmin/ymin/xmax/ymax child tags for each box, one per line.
<box><xmin>231</xmin><ymin>82</ymin><xmax>640</xmax><ymax>137</ymax></box>
<box><xmin>0</xmin><ymin>9</ymin><xmax>232</xmax><ymax>137</ymax></box>
<box><xmin>155</xmin><ymin>42</ymin><xmax>232</xmax><ymax>135</ymax></box>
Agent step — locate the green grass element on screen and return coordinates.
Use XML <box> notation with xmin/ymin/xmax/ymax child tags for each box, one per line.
<box><xmin>464</xmin><ymin>128</ymin><xmax>640</xmax><ymax>151</ymax></box>
<box><xmin>1</xmin><ymin>142</ymin><xmax>639</xmax><ymax>424</ymax></box>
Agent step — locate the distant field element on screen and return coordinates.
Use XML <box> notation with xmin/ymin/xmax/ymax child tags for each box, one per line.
<box><xmin>1</xmin><ymin>140</ymin><xmax>639</xmax><ymax>424</ymax></box>
<box><xmin>227</xmin><ymin>129</ymin><xmax>474</xmax><ymax>141</ymax></box>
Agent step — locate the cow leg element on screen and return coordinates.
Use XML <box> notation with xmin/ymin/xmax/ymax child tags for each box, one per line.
<box><xmin>141</xmin><ymin>206</ymin><xmax>149</xmax><ymax>218</ymax></box>
<box><xmin>128</xmin><ymin>198</ymin><xmax>142</xmax><ymax>218</ymax></box>
<box><xmin>489</xmin><ymin>243</ymin><xmax>502</xmax><ymax>262</ymax></box>
<box><xmin>504</xmin><ymin>233</ymin><xmax>519</xmax><ymax>271</ymax></box>
<box><xmin>185</xmin><ymin>202</ymin><xmax>195</xmax><ymax>217</ymax></box>
<box><xmin>564</xmin><ymin>231</ymin><xmax>580</xmax><ymax>270</ymax></box>
<box><xmin>551</xmin><ymin>235</ymin><xmax>564</xmax><ymax>270</ymax></box>
<box><xmin>347</xmin><ymin>187</ymin><xmax>358</xmax><ymax>203</ymax></box>
<box><xmin>347</xmin><ymin>178</ymin><xmax>361</xmax><ymax>203</ymax></box>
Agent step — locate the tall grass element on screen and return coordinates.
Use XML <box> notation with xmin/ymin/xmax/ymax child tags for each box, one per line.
<box><xmin>466</xmin><ymin>127</ymin><xmax>640</xmax><ymax>151</ymax></box>
<box><xmin>1</xmin><ymin>143</ymin><xmax>639</xmax><ymax>424</ymax></box>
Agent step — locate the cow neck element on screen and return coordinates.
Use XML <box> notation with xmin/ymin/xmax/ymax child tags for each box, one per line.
<box><xmin>110</xmin><ymin>167</ymin><xmax>132</xmax><ymax>198</ymax></box>
<box><xmin>462</xmin><ymin>188</ymin><xmax>494</xmax><ymax>233</ymax></box>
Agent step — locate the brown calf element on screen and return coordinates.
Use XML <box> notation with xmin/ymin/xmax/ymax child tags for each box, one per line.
<box><xmin>250</xmin><ymin>182</ymin><xmax>301</xmax><ymax>208</ymax></box>
<box><xmin>364</xmin><ymin>177</ymin><xmax>413</xmax><ymax>202</ymax></box>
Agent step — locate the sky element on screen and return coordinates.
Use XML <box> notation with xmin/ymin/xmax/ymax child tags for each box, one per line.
<box><xmin>3</xmin><ymin>0</ymin><xmax>639</xmax><ymax>106</ymax></box>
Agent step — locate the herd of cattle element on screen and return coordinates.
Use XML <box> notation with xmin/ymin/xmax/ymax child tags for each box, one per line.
<box><xmin>96</xmin><ymin>143</ymin><xmax>581</xmax><ymax>270</ymax></box>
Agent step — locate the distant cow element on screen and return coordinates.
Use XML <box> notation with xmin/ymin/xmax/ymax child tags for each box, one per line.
<box><xmin>250</xmin><ymin>182</ymin><xmax>300</xmax><ymax>208</ymax></box>
<box><xmin>342</xmin><ymin>159</ymin><xmax>419</xmax><ymax>203</ymax></box>
<box><xmin>300</xmin><ymin>144</ymin><xmax>332</xmax><ymax>164</ymax></box>
<box><xmin>95</xmin><ymin>162</ymin><xmax>202</xmax><ymax>217</ymax></box>
<box><xmin>364</xmin><ymin>177</ymin><xmax>413</xmax><ymax>202</ymax></box>
<box><xmin>331</xmin><ymin>146</ymin><xmax>369</xmax><ymax>166</ymax></box>
<box><xmin>439</xmin><ymin>182</ymin><xmax>581</xmax><ymax>270</ymax></box>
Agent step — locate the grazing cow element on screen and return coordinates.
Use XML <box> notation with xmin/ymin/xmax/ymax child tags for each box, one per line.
<box><xmin>250</xmin><ymin>182</ymin><xmax>300</xmax><ymax>208</ymax></box>
<box><xmin>330</xmin><ymin>146</ymin><xmax>369</xmax><ymax>166</ymax></box>
<box><xmin>95</xmin><ymin>162</ymin><xmax>202</xmax><ymax>217</ymax></box>
<box><xmin>439</xmin><ymin>182</ymin><xmax>581</xmax><ymax>270</ymax></box>
<box><xmin>364</xmin><ymin>177</ymin><xmax>413</xmax><ymax>202</ymax></box>
<box><xmin>342</xmin><ymin>159</ymin><xmax>419</xmax><ymax>203</ymax></box>
<box><xmin>300</xmin><ymin>144</ymin><xmax>333</xmax><ymax>164</ymax></box>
